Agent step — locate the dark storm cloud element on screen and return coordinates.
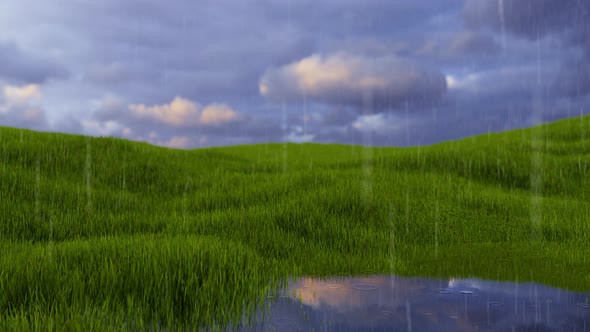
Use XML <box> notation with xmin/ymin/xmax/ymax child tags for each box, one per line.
<box><xmin>555</xmin><ymin>56</ymin><xmax>590</xmax><ymax>98</ymax></box>
<box><xmin>320</xmin><ymin>107</ymin><xmax>359</xmax><ymax>126</ymax></box>
<box><xmin>463</xmin><ymin>0</ymin><xmax>590</xmax><ymax>41</ymax></box>
<box><xmin>2</xmin><ymin>0</ymin><xmax>461</xmax><ymax>106</ymax></box>
<box><xmin>448</xmin><ymin>63</ymin><xmax>560</xmax><ymax>101</ymax></box>
<box><xmin>408</xmin><ymin>29</ymin><xmax>501</xmax><ymax>67</ymax></box>
<box><xmin>447</xmin><ymin>30</ymin><xmax>500</xmax><ymax>56</ymax></box>
<box><xmin>1</xmin><ymin>0</ymin><xmax>589</xmax><ymax>147</ymax></box>
<box><xmin>0</xmin><ymin>41</ymin><xmax>68</xmax><ymax>84</ymax></box>
<box><xmin>260</xmin><ymin>0</ymin><xmax>463</xmax><ymax>38</ymax></box>
<box><xmin>83</xmin><ymin>63</ymin><xmax>133</xmax><ymax>85</ymax></box>
<box><xmin>462</xmin><ymin>0</ymin><xmax>590</xmax><ymax>98</ymax></box>
<box><xmin>65</xmin><ymin>0</ymin><xmax>317</xmax><ymax>102</ymax></box>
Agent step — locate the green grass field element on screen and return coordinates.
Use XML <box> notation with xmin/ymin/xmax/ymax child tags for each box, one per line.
<box><xmin>1</xmin><ymin>115</ymin><xmax>589</xmax><ymax>330</ymax></box>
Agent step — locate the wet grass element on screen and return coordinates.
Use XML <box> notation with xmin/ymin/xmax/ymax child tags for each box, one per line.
<box><xmin>1</xmin><ymin>115</ymin><xmax>589</xmax><ymax>330</ymax></box>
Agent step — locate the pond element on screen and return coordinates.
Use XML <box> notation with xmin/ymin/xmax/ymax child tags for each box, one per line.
<box><xmin>219</xmin><ymin>274</ymin><xmax>590</xmax><ymax>332</ymax></box>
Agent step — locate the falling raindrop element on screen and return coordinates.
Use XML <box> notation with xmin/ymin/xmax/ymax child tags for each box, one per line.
<box><xmin>405</xmin><ymin>101</ymin><xmax>410</xmax><ymax>146</ymax></box>
<box><xmin>406</xmin><ymin>300</ymin><xmax>412</xmax><ymax>332</ymax></box>
<box><xmin>282</xmin><ymin>101</ymin><xmax>287</xmax><ymax>175</ymax></box>
<box><xmin>405</xmin><ymin>188</ymin><xmax>410</xmax><ymax>236</ymax></box>
<box><xmin>35</xmin><ymin>158</ymin><xmax>40</xmax><ymax>226</ymax></box>
<box><xmin>85</xmin><ymin>138</ymin><xmax>92</xmax><ymax>218</ymax></box>
<box><xmin>498</xmin><ymin>0</ymin><xmax>506</xmax><ymax>51</ymax></box>
<box><xmin>515</xmin><ymin>278</ymin><xmax>519</xmax><ymax>315</ymax></box>
<box><xmin>534</xmin><ymin>284</ymin><xmax>540</xmax><ymax>324</ymax></box>
<box><xmin>361</xmin><ymin>93</ymin><xmax>373</xmax><ymax>206</ymax></box>
<box><xmin>434</xmin><ymin>199</ymin><xmax>439</xmax><ymax>258</ymax></box>
<box><xmin>530</xmin><ymin>36</ymin><xmax>543</xmax><ymax>241</ymax></box>
<box><xmin>546</xmin><ymin>298</ymin><xmax>551</xmax><ymax>326</ymax></box>
<box><xmin>183</xmin><ymin>176</ymin><xmax>190</xmax><ymax>225</ymax></box>
<box><xmin>389</xmin><ymin>204</ymin><xmax>396</xmax><ymax>272</ymax></box>
<box><xmin>461</xmin><ymin>290</ymin><xmax>474</xmax><ymax>320</ymax></box>
<box><xmin>436</xmin><ymin>288</ymin><xmax>452</xmax><ymax>294</ymax></box>
<box><xmin>162</xmin><ymin>54</ymin><xmax>169</xmax><ymax>87</ymax></box>
<box><xmin>303</xmin><ymin>91</ymin><xmax>307</xmax><ymax>138</ymax></box>
<box><xmin>48</xmin><ymin>210</ymin><xmax>53</xmax><ymax>259</ymax></box>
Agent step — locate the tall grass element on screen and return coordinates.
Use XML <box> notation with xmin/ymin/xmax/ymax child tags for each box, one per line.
<box><xmin>1</xmin><ymin>115</ymin><xmax>589</xmax><ymax>330</ymax></box>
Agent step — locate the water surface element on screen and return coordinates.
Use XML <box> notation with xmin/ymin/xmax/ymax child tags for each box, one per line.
<box><xmin>224</xmin><ymin>274</ymin><xmax>590</xmax><ymax>331</ymax></box>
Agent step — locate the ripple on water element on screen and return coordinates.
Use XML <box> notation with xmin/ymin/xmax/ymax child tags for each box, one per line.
<box><xmin>326</xmin><ymin>284</ymin><xmax>343</xmax><ymax>289</ymax></box>
<box><xmin>436</xmin><ymin>288</ymin><xmax>453</xmax><ymax>294</ymax></box>
<box><xmin>488</xmin><ymin>301</ymin><xmax>505</xmax><ymax>308</ymax></box>
<box><xmin>379</xmin><ymin>310</ymin><xmax>394</xmax><ymax>317</ymax></box>
<box><xmin>576</xmin><ymin>303</ymin><xmax>590</xmax><ymax>309</ymax></box>
<box><xmin>403</xmin><ymin>285</ymin><xmax>426</xmax><ymax>296</ymax></box>
<box><xmin>352</xmin><ymin>283</ymin><xmax>379</xmax><ymax>291</ymax></box>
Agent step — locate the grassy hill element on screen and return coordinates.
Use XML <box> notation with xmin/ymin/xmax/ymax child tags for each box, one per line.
<box><xmin>1</xmin><ymin>115</ymin><xmax>589</xmax><ymax>330</ymax></box>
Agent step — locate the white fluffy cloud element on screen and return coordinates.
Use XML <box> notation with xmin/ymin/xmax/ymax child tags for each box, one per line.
<box><xmin>2</xmin><ymin>84</ymin><xmax>42</xmax><ymax>106</ymax></box>
<box><xmin>351</xmin><ymin>113</ymin><xmax>402</xmax><ymax>135</ymax></box>
<box><xmin>199</xmin><ymin>103</ymin><xmax>238</xmax><ymax>125</ymax></box>
<box><xmin>81</xmin><ymin>119</ymin><xmax>124</xmax><ymax>137</ymax></box>
<box><xmin>128</xmin><ymin>96</ymin><xmax>238</xmax><ymax>128</ymax></box>
<box><xmin>259</xmin><ymin>52</ymin><xmax>447</xmax><ymax>111</ymax></box>
<box><xmin>0</xmin><ymin>83</ymin><xmax>47</xmax><ymax>129</ymax></box>
<box><xmin>165</xmin><ymin>136</ymin><xmax>190</xmax><ymax>148</ymax></box>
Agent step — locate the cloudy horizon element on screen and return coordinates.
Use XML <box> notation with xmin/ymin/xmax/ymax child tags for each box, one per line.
<box><xmin>1</xmin><ymin>0</ymin><xmax>589</xmax><ymax>148</ymax></box>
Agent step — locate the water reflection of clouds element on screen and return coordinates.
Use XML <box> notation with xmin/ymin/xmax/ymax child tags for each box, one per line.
<box><xmin>256</xmin><ymin>275</ymin><xmax>590</xmax><ymax>332</ymax></box>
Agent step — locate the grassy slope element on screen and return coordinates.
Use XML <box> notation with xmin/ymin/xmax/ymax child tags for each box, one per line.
<box><xmin>1</xmin><ymin>115</ymin><xmax>589</xmax><ymax>330</ymax></box>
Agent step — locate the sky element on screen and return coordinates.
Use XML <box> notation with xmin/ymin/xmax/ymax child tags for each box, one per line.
<box><xmin>0</xmin><ymin>0</ymin><xmax>589</xmax><ymax>148</ymax></box>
